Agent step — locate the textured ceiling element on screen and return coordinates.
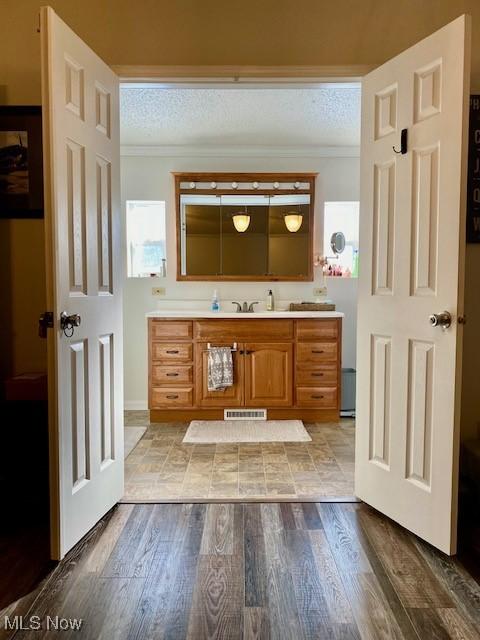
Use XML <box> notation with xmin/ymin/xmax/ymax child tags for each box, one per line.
<box><xmin>120</xmin><ymin>86</ymin><xmax>361</xmax><ymax>147</ymax></box>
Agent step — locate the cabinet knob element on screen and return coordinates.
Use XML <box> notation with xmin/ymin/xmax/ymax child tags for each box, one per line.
<box><xmin>166</xmin><ymin>372</ymin><xmax>179</xmax><ymax>377</ymax></box>
<box><xmin>166</xmin><ymin>350</ymin><xmax>179</xmax><ymax>354</ymax></box>
<box><xmin>311</xmin><ymin>372</ymin><xmax>324</xmax><ymax>377</ymax></box>
<box><xmin>311</xmin><ymin>394</ymin><xmax>324</xmax><ymax>399</ymax></box>
<box><xmin>166</xmin><ymin>394</ymin><xmax>179</xmax><ymax>400</ymax></box>
<box><xmin>312</xmin><ymin>349</ymin><xmax>324</xmax><ymax>354</ymax></box>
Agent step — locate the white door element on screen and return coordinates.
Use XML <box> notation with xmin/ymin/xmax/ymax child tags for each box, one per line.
<box><xmin>356</xmin><ymin>15</ymin><xmax>470</xmax><ymax>555</ymax></box>
<box><xmin>41</xmin><ymin>6</ymin><xmax>123</xmax><ymax>559</ymax></box>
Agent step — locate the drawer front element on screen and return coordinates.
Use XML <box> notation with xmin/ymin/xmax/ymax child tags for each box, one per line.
<box><xmin>296</xmin><ymin>386</ymin><xmax>337</xmax><ymax>408</ymax></box>
<box><xmin>296</xmin><ymin>319</ymin><xmax>339</xmax><ymax>340</ymax></box>
<box><xmin>151</xmin><ymin>364</ymin><xmax>193</xmax><ymax>385</ymax></box>
<box><xmin>296</xmin><ymin>342</ymin><xmax>338</xmax><ymax>363</ymax></box>
<box><xmin>151</xmin><ymin>342</ymin><xmax>193</xmax><ymax>362</ymax></box>
<box><xmin>296</xmin><ymin>363</ymin><xmax>338</xmax><ymax>385</ymax></box>
<box><xmin>150</xmin><ymin>320</ymin><xmax>192</xmax><ymax>340</ymax></box>
<box><xmin>151</xmin><ymin>387</ymin><xmax>193</xmax><ymax>407</ymax></box>
<box><xmin>194</xmin><ymin>319</ymin><xmax>293</xmax><ymax>341</ymax></box>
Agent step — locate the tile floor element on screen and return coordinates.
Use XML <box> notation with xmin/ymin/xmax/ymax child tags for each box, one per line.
<box><xmin>123</xmin><ymin>411</ymin><xmax>355</xmax><ymax>502</ymax></box>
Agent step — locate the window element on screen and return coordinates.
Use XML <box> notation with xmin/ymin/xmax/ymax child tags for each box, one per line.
<box><xmin>323</xmin><ymin>201</ymin><xmax>360</xmax><ymax>277</ymax></box>
<box><xmin>126</xmin><ymin>200</ymin><xmax>166</xmax><ymax>277</ymax></box>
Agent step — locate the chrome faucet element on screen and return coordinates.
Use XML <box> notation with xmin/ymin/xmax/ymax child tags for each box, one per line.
<box><xmin>232</xmin><ymin>301</ymin><xmax>259</xmax><ymax>313</ymax></box>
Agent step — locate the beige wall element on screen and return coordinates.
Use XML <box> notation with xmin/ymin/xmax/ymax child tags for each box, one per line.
<box><xmin>3</xmin><ymin>0</ymin><xmax>480</xmax><ymax>103</ymax></box>
<box><xmin>0</xmin><ymin>0</ymin><xmax>478</xmax><ymax>438</ymax></box>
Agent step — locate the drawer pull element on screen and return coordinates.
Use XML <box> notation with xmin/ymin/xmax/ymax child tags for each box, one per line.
<box><xmin>311</xmin><ymin>372</ymin><xmax>324</xmax><ymax>377</ymax></box>
<box><xmin>166</xmin><ymin>350</ymin><xmax>179</xmax><ymax>354</ymax></box>
<box><xmin>166</xmin><ymin>394</ymin><xmax>179</xmax><ymax>399</ymax></box>
<box><xmin>312</xmin><ymin>349</ymin><xmax>324</xmax><ymax>354</ymax></box>
<box><xmin>311</xmin><ymin>394</ymin><xmax>324</xmax><ymax>399</ymax></box>
<box><xmin>166</xmin><ymin>372</ymin><xmax>179</xmax><ymax>377</ymax></box>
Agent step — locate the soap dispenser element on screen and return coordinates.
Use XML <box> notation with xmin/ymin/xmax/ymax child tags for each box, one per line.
<box><xmin>211</xmin><ymin>289</ymin><xmax>220</xmax><ymax>312</ymax></box>
<box><xmin>266</xmin><ymin>289</ymin><xmax>274</xmax><ymax>311</ymax></box>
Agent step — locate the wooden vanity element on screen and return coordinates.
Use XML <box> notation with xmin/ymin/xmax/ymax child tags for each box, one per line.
<box><xmin>148</xmin><ymin>314</ymin><xmax>342</xmax><ymax>422</ymax></box>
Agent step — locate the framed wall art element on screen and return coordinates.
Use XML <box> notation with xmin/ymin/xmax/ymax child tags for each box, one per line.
<box><xmin>0</xmin><ymin>106</ymin><xmax>43</xmax><ymax>219</ymax></box>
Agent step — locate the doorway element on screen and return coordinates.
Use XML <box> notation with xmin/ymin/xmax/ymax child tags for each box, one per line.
<box><xmin>119</xmin><ymin>81</ymin><xmax>361</xmax><ymax>501</ymax></box>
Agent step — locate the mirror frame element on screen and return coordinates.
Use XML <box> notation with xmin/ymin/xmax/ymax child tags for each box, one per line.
<box><xmin>174</xmin><ymin>172</ymin><xmax>317</xmax><ymax>281</ymax></box>
<box><xmin>330</xmin><ymin>231</ymin><xmax>346</xmax><ymax>255</ymax></box>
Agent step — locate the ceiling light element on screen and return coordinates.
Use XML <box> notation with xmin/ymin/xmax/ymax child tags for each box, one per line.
<box><xmin>232</xmin><ymin>206</ymin><xmax>250</xmax><ymax>232</ymax></box>
<box><xmin>284</xmin><ymin>212</ymin><xmax>303</xmax><ymax>233</ymax></box>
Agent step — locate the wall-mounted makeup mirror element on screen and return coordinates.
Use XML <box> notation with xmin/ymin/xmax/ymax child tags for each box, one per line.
<box><xmin>330</xmin><ymin>231</ymin><xmax>346</xmax><ymax>255</ymax></box>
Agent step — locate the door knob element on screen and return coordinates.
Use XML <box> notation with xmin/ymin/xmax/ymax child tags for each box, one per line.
<box><xmin>429</xmin><ymin>311</ymin><xmax>452</xmax><ymax>330</ymax></box>
<box><xmin>60</xmin><ymin>311</ymin><xmax>81</xmax><ymax>337</ymax></box>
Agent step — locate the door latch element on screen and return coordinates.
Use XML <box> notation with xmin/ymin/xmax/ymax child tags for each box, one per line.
<box><xmin>38</xmin><ymin>311</ymin><xmax>54</xmax><ymax>338</ymax></box>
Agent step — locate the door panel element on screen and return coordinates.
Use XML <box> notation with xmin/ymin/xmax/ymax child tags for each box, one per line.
<box><xmin>195</xmin><ymin>343</ymin><xmax>244</xmax><ymax>407</ymax></box>
<box><xmin>356</xmin><ymin>15</ymin><xmax>470</xmax><ymax>554</ymax></box>
<box><xmin>244</xmin><ymin>343</ymin><xmax>293</xmax><ymax>407</ymax></box>
<box><xmin>41</xmin><ymin>6</ymin><xmax>122</xmax><ymax>559</ymax></box>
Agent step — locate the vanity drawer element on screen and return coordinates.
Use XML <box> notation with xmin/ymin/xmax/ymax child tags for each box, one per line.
<box><xmin>296</xmin><ymin>342</ymin><xmax>338</xmax><ymax>363</ymax></box>
<box><xmin>296</xmin><ymin>363</ymin><xmax>338</xmax><ymax>385</ymax></box>
<box><xmin>296</xmin><ymin>319</ymin><xmax>338</xmax><ymax>341</ymax></box>
<box><xmin>151</xmin><ymin>387</ymin><xmax>193</xmax><ymax>407</ymax></box>
<box><xmin>150</xmin><ymin>320</ymin><xmax>192</xmax><ymax>340</ymax></box>
<box><xmin>194</xmin><ymin>319</ymin><xmax>293</xmax><ymax>341</ymax></box>
<box><xmin>151</xmin><ymin>342</ymin><xmax>193</xmax><ymax>362</ymax></box>
<box><xmin>296</xmin><ymin>386</ymin><xmax>337</xmax><ymax>408</ymax></box>
<box><xmin>151</xmin><ymin>364</ymin><xmax>193</xmax><ymax>385</ymax></box>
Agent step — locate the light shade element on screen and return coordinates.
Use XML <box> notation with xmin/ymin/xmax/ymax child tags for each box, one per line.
<box><xmin>232</xmin><ymin>213</ymin><xmax>251</xmax><ymax>233</ymax></box>
<box><xmin>284</xmin><ymin>212</ymin><xmax>303</xmax><ymax>233</ymax></box>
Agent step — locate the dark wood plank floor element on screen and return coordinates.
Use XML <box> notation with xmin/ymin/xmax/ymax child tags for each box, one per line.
<box><xmin>4</xmin><ymin>503</ymin><xmax>480</xmax><ymax>639</ymax></box>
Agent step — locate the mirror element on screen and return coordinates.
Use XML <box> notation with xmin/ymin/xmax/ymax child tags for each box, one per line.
<box><xmin>330</xmin><ymin>231</ymin><xmax>346</xmax><ymax>255</ymax></box>
<box><xmin>176</xmin><ymin>174</ymin><xmax>316</xmax><ymax>281</ymax></box>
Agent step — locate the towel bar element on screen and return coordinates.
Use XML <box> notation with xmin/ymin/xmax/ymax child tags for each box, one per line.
<box><xmin>206</xmin><ymin>342</ymin><xmax>237</xmax><ymax>352</ymax></box>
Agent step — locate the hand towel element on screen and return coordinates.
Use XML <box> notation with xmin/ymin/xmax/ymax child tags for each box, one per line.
<box><xmin>208</xmin><ymin>347</ymin><xmax>234</xmax><ymax>391</ymax></box>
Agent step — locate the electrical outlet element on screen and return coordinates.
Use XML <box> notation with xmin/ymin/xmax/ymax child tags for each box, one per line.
<box><xmin>313</xmin><ymin>287</ymin><xmax>327</xmax><ymax>297</ymax></box>
<box><xmin>152</xmin><ymin>287</ymin><xmax>166</xmax><ymax>296</ymax></box>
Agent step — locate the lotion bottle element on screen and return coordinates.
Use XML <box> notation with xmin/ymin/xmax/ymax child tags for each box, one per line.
<box><xmin>266</xmin><ymin>289</ymin><xmax>274</xmax><ymax>311</ymax></box>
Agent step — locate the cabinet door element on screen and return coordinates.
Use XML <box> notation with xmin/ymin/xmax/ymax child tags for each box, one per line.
<box><xmin>244</xmin><ymin>343</ymin><xmax>293</xmax><ymax>407</ymax></box>
<box><xmin>195</xmin><ymin>343</ymin><xmax>244</xmax><ymax>407</ymax></box>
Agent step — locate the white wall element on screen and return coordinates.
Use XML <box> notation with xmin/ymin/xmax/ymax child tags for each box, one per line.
<box><xmin>122</xmin><ymin>152</ymin><xmax>360</xmax><ymax>408</ymax></box>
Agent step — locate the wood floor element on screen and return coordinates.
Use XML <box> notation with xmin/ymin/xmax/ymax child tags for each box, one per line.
<box><xmin>124</xmin><ymin>412</ymin><xmax>355</xmax><ymax>501</ymax></box>
<box><xmin>7</xmin><ymin>502</ymin><xmax>480</xmax><ymax>639</ymax></box>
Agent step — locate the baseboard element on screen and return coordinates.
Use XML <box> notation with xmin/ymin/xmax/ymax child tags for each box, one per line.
<box><xmin>124</xmin><ymin>400</ymin><xmax>148</xmax><ymax>411</ymax></box>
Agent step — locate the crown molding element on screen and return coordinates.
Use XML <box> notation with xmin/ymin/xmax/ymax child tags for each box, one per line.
<box><xmin>120</xmin><ymin>145</ymin><xmax>360</xmax><ymax>158</ymax></box>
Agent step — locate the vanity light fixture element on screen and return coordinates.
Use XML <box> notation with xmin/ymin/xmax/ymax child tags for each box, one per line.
<box><xmin>294</xmin><ymin>181</ymin><xmax>301</xmax><ymax>189</ymax></box>
<box><xmin>210</xmin><ymin>181</ymin><xmax>217</xmax><ymax>189</ymax></box>
<box><xmin>252</xmin><ymin>181</ymin><xmax>259</xmax><ymax>189</ymax></box>
<box><xmin>189</xmin><ymin>182</ymin><xmax>196</xmax><ymax>189</ymax></box>
<box><xmin>284</xmin><ymin>208</ymin><xmax>303</xmax><ymax>232</ymax></box>
<box><xmin>231</xmin><ymin>181</ymin><xmax>238</xmax><ymax>189</ymax></box>
<box><xmin>273</xmin><ymin>181</ymin><xmax>280</xmax><ymax>189</ymax></box>
<box><xmin>232</xmin><ymin>206</ymin><xmax>250</xmax><ymax>233</ymax></box>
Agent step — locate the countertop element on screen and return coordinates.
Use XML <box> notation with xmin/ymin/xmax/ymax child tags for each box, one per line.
<box><xmin>146</xmin><ymin>310</ymin><xmax>344</xmax><ymax>319</ymax></box>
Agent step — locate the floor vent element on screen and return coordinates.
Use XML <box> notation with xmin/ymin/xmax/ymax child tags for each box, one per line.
<box><xmin>224</xmin><ymin>409</ymin><xmax>267</xmax><ymax>421</ymax></box>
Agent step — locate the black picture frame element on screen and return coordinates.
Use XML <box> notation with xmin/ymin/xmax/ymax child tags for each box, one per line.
<box><xmin>0</xmin><ymin>106</ymin><xmax>44</xmax><ymax>219</ymax></box>
<box><xmin>467</xmin><ymin>95</ymin><xmax>480</xmax><ymax>243</ymax></box>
